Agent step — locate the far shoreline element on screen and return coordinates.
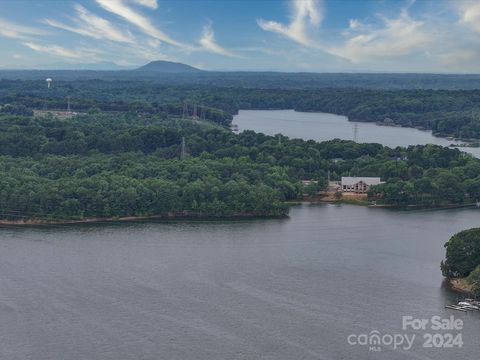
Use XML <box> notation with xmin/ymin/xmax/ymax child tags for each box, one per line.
<box><xmin>3</xmin><ymin>200</ymin><xmax>479</xmax><ymax>227</ymax></box>
<box><xmin>0</xmin><ymin>212</ymin><xmax>289</xmax><ymax>227</ymax></box>
<box><xmin>296</xmin><ymin>109</ymin><xmax>479</xmax><ymax>143</ymax></box>
<box><xmin>234</xmin><ymin>108</ymin><xmax>479</xmax><ymax>145</ymax></box>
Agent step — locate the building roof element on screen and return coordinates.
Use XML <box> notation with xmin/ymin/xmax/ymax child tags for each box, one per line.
<box><xmin>341</xmin><ymin>177</ymin><xmax>383</xmax><ymax>186</ymax></box>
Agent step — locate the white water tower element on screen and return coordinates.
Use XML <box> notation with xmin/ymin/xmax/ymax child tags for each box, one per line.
<box><xmin>46</xmin><ymin>78</ymin><xmax>52</xmax><ymax>89</ymax></box>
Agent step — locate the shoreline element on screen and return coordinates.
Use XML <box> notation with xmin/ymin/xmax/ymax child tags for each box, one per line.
<box><xmin>302</xmin><ymin>197</ymin><xmax>478</xmax><ymax>210</ymax></box>
<box><xmin>448</xmin><ymin>278</ymin><xmax>476</xmax><ymax>296</ymax></box>
<box><xmin>1</xmin><ymin>200</ymin><xmax>477</xmax><ymax>227</ymax></box>
<box><xmin>0</xmin><ymin>212</ymin><xmax>288</xmax><ymax>227</ymax></box>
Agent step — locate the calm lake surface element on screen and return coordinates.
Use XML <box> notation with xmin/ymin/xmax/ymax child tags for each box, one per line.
<box><xmin>233</xmin><ymin>110</ymin><xmax>480</xmax><ymax>158</ymax></box>
<box><xmin>1</xmin><ymin>205</ymin><xmax>479</xmax><ymax>360</ymax></box>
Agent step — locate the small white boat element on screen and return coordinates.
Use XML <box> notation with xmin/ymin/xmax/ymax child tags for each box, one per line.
<box><xmin>458</xmin><ymin>302</ymin><xmax>479</xmax><ymax>310</ymax></box>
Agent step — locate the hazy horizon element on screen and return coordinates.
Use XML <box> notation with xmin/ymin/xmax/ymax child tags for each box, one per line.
<box><xmin>2</xmin><ymin>60</ymin><xmax>480</xmax><ymax>75</ymax></box>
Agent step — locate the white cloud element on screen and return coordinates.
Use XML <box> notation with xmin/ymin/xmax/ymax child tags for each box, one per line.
<box><xmin>131</xmin><ymin>0</ymin><xmax>158</xmax><ymax>9</ymax></box>
<box><xmin>41</xmin><ymin>2</ymin><xmax>173</xmax><ymax>64</ymax></box>
<box><xmin>23</xmin><ymin>42</ymin><xmax>103</xmax><ymax>61</ymax></box>
<box><xmin>44</xmin><ymin>4</ymin><xmax>135</xmax><ymax>44</ymax></box>
<box><xmin>199</xmin><ymin>23</ymin><xmax>240</xmax><ymax>58</ymax></box>
<box><xmin>95</xmin><ymin>0</ymin><xmax>189</xmax><ymax>49</ymax></box>
<box><xmin>257</xmin><ymin>0</ymin><xmax>323</xmax><ymax>47</ymax></box>
<box><xmin>328</xmin><ymin>10</ymin><xmax>432</xmax><ymax>63</ymax></box>
<box><xmin>257</xmin><ymin>1</ymin><xmax>431</xmax><ymax>64</ymax></box>
<box><xmin>457</xmin><ymin>1</ymin><xmax>480</xmax><ymax>33</ymax></box>
<box><xmin>0</xmin><ymin>18</ymin><xmax>44</xmax><ymax>40</ymax></box>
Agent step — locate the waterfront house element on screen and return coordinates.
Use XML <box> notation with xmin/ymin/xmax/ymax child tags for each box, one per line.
<box><xmin>341</xmin><ymin>177</ymin><xmax>384</xmax><ymax>193</ymax></box>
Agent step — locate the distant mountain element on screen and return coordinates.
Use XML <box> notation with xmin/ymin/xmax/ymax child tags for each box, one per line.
<box><xmin>136</xmin><ymin>60</ymin><xmax>202</xmax><ymax>73</ymax></box>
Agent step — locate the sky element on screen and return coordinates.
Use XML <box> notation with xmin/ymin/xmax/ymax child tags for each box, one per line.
<box><xmin>1</xmin><ymin>0</ymin><xmax>480</xmax><ymax>72</ymax></box>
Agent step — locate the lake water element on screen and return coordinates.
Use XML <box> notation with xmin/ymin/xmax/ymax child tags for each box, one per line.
<box><xmin>233</xmin><ymin>110</ymin><xmax>480</xmax><ymax>158</ymax></box>
<box><xmin>1</xmin><ymin>205</ymin><xmax>479</xmax><ymax>360</ymax></box>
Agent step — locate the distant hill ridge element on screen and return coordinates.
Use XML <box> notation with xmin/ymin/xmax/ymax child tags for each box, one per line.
<box><xmin>136</xmin><ymin>60</ymin><xmax>202</xmax><ymax>73</ymax></box>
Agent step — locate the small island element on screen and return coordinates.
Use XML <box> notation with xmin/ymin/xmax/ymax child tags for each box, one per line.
<box><xmin>441</xmin><ymin>228</ymin><xmax>480</xmax><ymax>297</ymax></box>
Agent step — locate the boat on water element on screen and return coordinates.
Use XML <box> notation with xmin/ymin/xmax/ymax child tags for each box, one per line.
<box><xmin>458</xmin><ymin>302</ymin><xmax>480</xmax><ymax>310</ymax></box>
<box><xmin>446</xmin><ymin>299</ymin><xmax>480</xmax><ymax>312</ymax></box>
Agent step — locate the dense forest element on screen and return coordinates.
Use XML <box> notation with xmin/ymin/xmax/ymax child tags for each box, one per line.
<box><xmin>2</xmin><ymin>79</ymin><xmax>480</xmax><ymax>139</ymax></box>
<box><xmin>1</xmin><ymin>110</ymin><xmax>480</xmax><ymax>221</ymax></box>
<box><xmin>2</xmin><ymin>74</ymin><xmax>480</xmax><ymax>221</ymax></box>
<box><xmin>442</xmin><ymin>228</ymin><xmax>480</xmax><ymax>278</ymax></box>
<box><xmin>441</xmin><ymin>228</ymin><xmax>480</xmax><ymax>296</ymax></box>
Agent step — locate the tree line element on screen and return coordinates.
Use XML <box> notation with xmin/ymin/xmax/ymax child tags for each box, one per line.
<box><xmin>1</xmin><ymin>112</ymin><xmax>480</xmax><ymax>220</ymax></box>
<box><xmin>441</xmin><ymin>228</ymin><xmax>480</xmax><ymax>296</ymax></box>
<box><xmin>3</xmin><ymin>79</ymin><xmax>480</xmax><ymax>138</ymax></box>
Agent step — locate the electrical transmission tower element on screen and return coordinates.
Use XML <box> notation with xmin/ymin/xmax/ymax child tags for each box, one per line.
<box><xmin>192</xmin><ymin>104</ymin><xmax>198</xmax><ymax>119</ymax></box>
<box><xmin>353</xmin><ymin>123</ymin><xmax>359</xmax><ymax>142</ymax></box>
<box><xmin>67</xmin><ymin>96</ymin><xmax>71</xmax><ymax>113</ymax></box>
<box><xmin>182</xmin><ymin>101</ymin><xmax>188</xmax><ymax>119</ymax></box>
<box><xmin>180</xmin><ymin>137</ymin><xmax>186</xmax><ymax>160</ymax></box>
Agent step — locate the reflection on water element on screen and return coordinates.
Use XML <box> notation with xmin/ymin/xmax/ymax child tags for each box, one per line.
<box><xmin>233</xmin><ymin>110</ymin><xmax>480</xmax><ymax>158</ymax></box>
<box><xmin>1</xmin><ymin>205</ymin><xmax>479</xmax><ymax>360</ymax></box>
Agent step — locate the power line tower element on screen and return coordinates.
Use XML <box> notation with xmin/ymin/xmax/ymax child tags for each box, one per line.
<box><xmin>192</xmin><ymin>103</ymin><xmax>198</xmax><ymax>120</ymax></box>
<box><xmin>180</xmin><ymin>137</ymin><xmax>186</xmax><ymax>160</ymax></box>
<box><xmin>200</xmin><ymin>106</ymin><xmax>205</xmax><ymax>121</ymax></box>
<box><xmin>353</xmin><ymin>123</ymin><xmax>359</xmax><ymax>142</ymax></box>
<box><xmin>67</xmin><ymin>96</ymin><xmax>71</xmax><ymax>113</ymax></box>
<box><xmin>182</xmin><ymin>101</ymin><xmax>188</xmax><ymax>119</ymax></box>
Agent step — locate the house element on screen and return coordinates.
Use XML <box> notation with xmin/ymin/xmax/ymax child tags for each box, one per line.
<box><xmin>341</xmin><ymin>177</ymin><xmax>384</xmax><ymax>193</ymax></box>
